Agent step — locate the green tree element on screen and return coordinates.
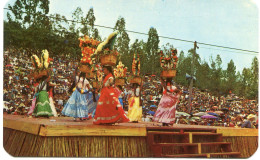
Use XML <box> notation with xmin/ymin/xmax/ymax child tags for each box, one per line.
<box><xmin>225</xmin><ymin>59</ymin><xmax>237</xmax><ymax>94</ymax></box>
<box><xmin>146</xmin><ymin>27</ymin><xmax>160</xmax><ymax>74</ymax></box>
<box><xmin>114</xmin><ymin>17</ymin><xmax>130</xmax><ymax>68</ymax></box>
<box><xmin>70</xmin><ymin>7</ymin><xmax>83</xmax><ymax>36</ymax></box>
<box><xmin>196</xmin><ymin>61</ymin><xmax>211</xmax><ymax>91</ymax></box>
<box><xmin>81</xmin><ymin>7</ymin><xmax>97</xmax><ymax>37</ymax></box>
<box><xmin>208</xmin><ymin>55</ymin><xmax>222</xmax><ymax>95</ymax></box>
<box><xmin>175</xmin><ymin>50</ymin><xmax>186</xmax><ymax>85</ymax></box>
<box><xmin>6</xmin><ymin>0</ymin><xmax>51</xmax><ymax>51</ymax></box>
<box><xmin>248</xmin><ymin>57</ymin><xmax>258</xmax><ymax>99</ymax></box>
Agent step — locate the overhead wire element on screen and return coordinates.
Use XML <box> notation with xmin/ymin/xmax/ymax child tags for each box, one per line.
<box><xmin>3</xmin><ymin>7</ymin><xmax>259</xmax><ymax>55</ymax></box>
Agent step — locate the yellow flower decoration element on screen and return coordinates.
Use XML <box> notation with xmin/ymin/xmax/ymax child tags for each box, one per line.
<box><xmin>81</xmin><ymin>89</ymin><xmax>84</xmax><ymax>94</ymax></box>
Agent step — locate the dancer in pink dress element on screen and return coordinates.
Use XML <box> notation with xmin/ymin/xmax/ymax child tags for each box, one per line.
<box><xmin>153</xmin><ymin>78</ymin><xmax>181</xmax><ymax>126</ymax></box>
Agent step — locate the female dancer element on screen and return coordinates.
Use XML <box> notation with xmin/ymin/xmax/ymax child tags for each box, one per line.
<box><xmin>116</xmin><ymin>85</ymin><xmax>124</xmax><ymax>108</ymax></box>
<box><xmin>128</xmin><ymin>83</ymin><xmax>142</xmax><ymax>122</ymax></box>
<box><xmin>84</xmin><ymin>79</ymin><xmax>100</xmax><ymax>119</ymax></box>
<box><xmin>61</xmin><ymin>71</ymin><xmax>90</xmax><ymax>121</ymax></box>
<box><xmin>153</xmin><ymin>78</ymin><xmax>181</xmax><ymax>126</ymax></box>
<box><xmin>93</xmin><ymin>66</ymin><xmax>129</xmax><ymax>125</ymax></box>
<box><xmin>32</xmin><ymin>75</ymin><xmax>54</xmax><ymax>117</ymax></box>
<box><xmin>48</xmin><ymin>82</ymin><xmax>58</xmax><ymax>117</ymax></box>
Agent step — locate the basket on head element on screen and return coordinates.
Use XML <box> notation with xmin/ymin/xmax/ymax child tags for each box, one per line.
<box><xmin>34</xmin><ymin>69</ymin><xmax>48</xmax><ymax>80</ymax></box>
<box><xmin>161</xmin><ymin>70</ymin><xmax>176</xmax><ymax>78</ymax></box>
<box><xmin>130</xmin><ymin>76</ymin><xmax>142</xmax><ymax>85</ymax></box>
<box><xmin>100</xmin><ymin>54</ymin><xmax>117</xmax><ymax>66</ymax></box>
<box><xmin>115</xmin><ymin>78</ymin><xmax>125</xmax><ymax>86</ymax></box>
<box><xmin>79</xmin><ymin>64</ymin><xmax>91</xmax><ymax>73</ymax></box>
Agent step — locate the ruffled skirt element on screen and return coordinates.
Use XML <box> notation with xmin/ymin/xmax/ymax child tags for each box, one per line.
<box><xmin>62</xmin><ymin>89</ymin><xmax>88</xmax><ymax>118</ymax></box>
<box><xmin>93</xmin><ymin>87</ymin><xmax>129</xmax><ymax>124</ymax></box>
<box><xmin>153</xmin><ymin>93</ymin><xmax>179</xmax><ymax>124</ymax></box>
<box><xmin>128</xmin><ymin>97</ymin><xmax>142</xmax><ymax>122</ymax></box>
<box><xmin>33</xmin><ymin>91</ymin><xmax>53</xmax><ymax>117</ymax></box>
<box><xmin>86</xmin><ymin>92</ymin><xmax>100</xmax><ymax>117</ymax></box>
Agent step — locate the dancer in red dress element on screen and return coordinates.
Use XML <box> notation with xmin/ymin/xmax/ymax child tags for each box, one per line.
<box><xmin>93</xmin><ymin>66</ymin><xmax>129</xmax><ymax>125</ymax></box>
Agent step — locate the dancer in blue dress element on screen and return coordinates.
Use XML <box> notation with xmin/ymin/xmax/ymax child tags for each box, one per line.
<box><xmin>62</xmin><ymin>71</ymin><xmax>90</xmax><ymax>121</ymax></box>
<box><xmin>85</xmin><ymin>86</ymin><xmax>100</xmax><ymax>118</ymax></box>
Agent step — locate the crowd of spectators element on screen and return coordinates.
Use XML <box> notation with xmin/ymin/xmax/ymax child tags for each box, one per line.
<box><xmin>3</xmin><ymin>48</ymin><xmax>258</xmax><ymax>129</ymax></box>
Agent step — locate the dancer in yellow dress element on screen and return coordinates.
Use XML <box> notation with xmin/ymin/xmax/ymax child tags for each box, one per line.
<box><xmin>128</xmin><ymin>83</ymin><xmax>142</xmax><ymax>122</ymax></box>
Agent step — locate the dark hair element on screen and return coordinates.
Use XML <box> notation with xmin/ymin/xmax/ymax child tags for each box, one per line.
<box><xmin>166</xmin><ymin>78</ymin><xmax>172</xmax><ymax>85</ymax></box>
<box><xmin>117</xmin><ymin>85</ymin><xmax>123</xmax><ymax>91</ymax></box>
<box><xmin>103</xmin><ymin>65</ymin><xmax>113</xmax><ymax>74</ymax></box>
<box><xmin>79</xmin><ymin>72</ymin><xmax>86</xmax><ymax>78</ymax></box>
<box><xmin>103</xmin><ymin>65</ymin><xmax>114</xmax><ymax>77</ymax></box>
<box><xmin>132</xmin><ymin>83</ymin><xmax>139</xmax><ymax>88</ymax></box>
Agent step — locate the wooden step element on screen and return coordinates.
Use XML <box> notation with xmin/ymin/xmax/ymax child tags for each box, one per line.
<box><xmin>155</xmin><ymin>142</ymin><xmax>198</xmax><ymax>146</ymax></box>
<box><xmin>149</xmin><ymin>142</ymin><xmax>233</xmax><ymax>156</ymax></box>
<box><xmin>164</xmin><ymin>153</ymin><xmax>208</xmax><ymax>158</ymax></box>
<box><xmin>147</xmin><ymin>131</ymin><xmax>222</xmax><ymax>136</ymax></box>
<box><xmin>191</xmin><ymin>132</ymin><xmax>222</xmax><ymax>136</ymax></box>
<box><xmin>164</xmin><ymin>152</ymin><xmax>240</xmax><ymax>158</ymax></box>
<box><xmin>201</xmin><ymin>142</ymin><xmax>231</xmax><ymax>145</ymax></box>
<box><xmin>151</xmin><ymin>142</ymin><xmax>231</xmax><ymax>146</ymax></box>
<box><xmin>147</xmin><ymin>131</ymin><xmax>190</xmax><ymax>144</ymax></box>
<box><xmin>206</xmin><ymin>152</ymin><xmax>241</xmax><ymax>158</ymax></box>
<box><xmin>148</xmin><ymin>131</ymin><xmax>188</xmax><ymax>135</ymax></box>
<box><xmin>192</xmin><ymin>133</ymin><xmax>223</xmax><ymax>142</ymax></box>
<box><xmin>146</xmin><ymin>127</ymin><xmax>217</xmax><ymax>133</ymax></box>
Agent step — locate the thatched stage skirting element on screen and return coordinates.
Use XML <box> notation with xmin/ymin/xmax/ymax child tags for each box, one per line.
<box><xmin>3</xmin><ymin>114</ymin><xmax>258</xmax><ymax>158</ymax></box>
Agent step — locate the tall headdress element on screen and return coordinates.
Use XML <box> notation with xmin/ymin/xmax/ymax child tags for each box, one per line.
<box><xmin>92</xmin><ymin>31</ymin><xmax>119</xmax><ymax>66</ymax></box>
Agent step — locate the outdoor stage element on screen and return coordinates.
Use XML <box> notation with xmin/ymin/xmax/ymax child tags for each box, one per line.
<box><xmin>3</xmin><ymin>114</ymin><xmax>258</xmax><ymax>158</ymax></box>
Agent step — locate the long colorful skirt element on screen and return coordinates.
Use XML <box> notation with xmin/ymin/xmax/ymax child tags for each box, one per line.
<box><xmin>153</xmin><ymin>93</ymin><xmax>179</xmax><ymax>124</ymax></box>
<box><xmin>49</xmin><ymin>97</ymin><xmax>58</xmax><ymax>117</ymax></box>
<box><xmin>119</xmin><ymin>97</ymin><xmax>124</xmax><ymax>107</ymax></box>
<box><xmin>93</xmin><ymin>87</ymin><xmax>129</xmax><ymax>124</ymax></box>
<box><xmin>128</xmin><ymin>97</ymin><xmax>142</xmax><ymax>122</ymax></box>
<box><xmin>28</xmin><ymin>96</ymin><xmax>36</xmax><ymax>115</ymax></box>
<box><xmin>33</xmin><ymin>91</ymin><xmax>53</xmax><ymax>117</ymax></box>
<box><xmin>61</xmin><ymin>89</ymin><xmax>88</xmax><ymax>118</ymax></box>
<box><xmin>86</xmin><ymin>92</ymin><xmax>100</xmax><ymax>117</ymax></box>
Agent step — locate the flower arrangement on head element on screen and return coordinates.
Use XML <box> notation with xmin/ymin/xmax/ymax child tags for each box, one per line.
<box><xmin>78</xmin><ymin>35</ymin><xmax>100</xmax><ymax>73</ymax></box>
<box><xmin>160</xmin><ymin>48</ymin><xmax>178</xmax><ymax>70</ymax></box>
<box><xmin>114</xmin><ymin>61</ymin><xmax>127</xmax><ymax>78</ymax></box>
<box><xmin>91</xmin><ymin>31</ymin><xmax>119</xmax><ymax>66</ymax></box>
<box><xmin>160</xmin><ymin>48</ymin><xmax>178</xmax><ymax>78</ymax></box>
<box><xmin>114</xmin><ymin>61</ymin><xmax>127</xmax><ymax>86</ymax></box>
<box><xmin>132</xmin><ymin>53</ymin><xmax>140</xmax><ymax>76</ymax></box>
<box><xmin>130</xmin><ymin>52</ymin><xmax>142</xmax><ymax>85</ymax></box>
<box><xmin>31</xmin><ymin>49</ymin><xmax>53</xmax><ymax>80</ymax></box>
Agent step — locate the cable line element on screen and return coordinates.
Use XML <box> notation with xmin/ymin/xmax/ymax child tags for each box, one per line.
<box><xmin>4</xmin><ymin>7</ymin><xmax>259</xmax><ymax>54</ymax></box>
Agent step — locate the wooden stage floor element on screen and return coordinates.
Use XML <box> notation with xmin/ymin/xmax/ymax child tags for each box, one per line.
<box><xmin>3</xmin><ymin>113</ymin><xmax>258</xmax><ymax>137</ymax></box>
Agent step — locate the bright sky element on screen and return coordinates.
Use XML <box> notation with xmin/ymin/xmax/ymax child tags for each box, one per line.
<box><xmin>2</xmin><ymin>0</ymin><xmax>259</xmax><ymax>72</ymax></box>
